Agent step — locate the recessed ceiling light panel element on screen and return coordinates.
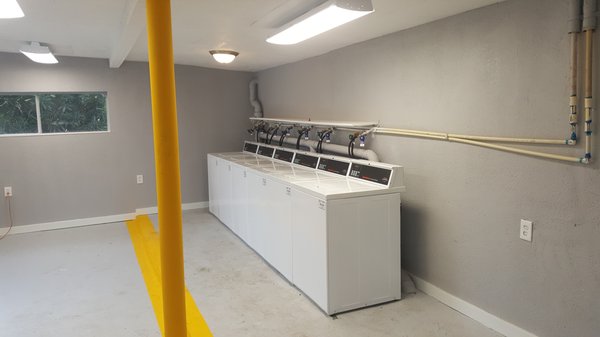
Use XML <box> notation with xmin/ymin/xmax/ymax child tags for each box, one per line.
<box><xmin>19</xmin><ymin>42</ymin><xmax>59</xmax><ymax>64</ymax></box>
<box><xmin>267</xmin><ymin>0</ymin><xmax>374</xmax><ymax>45</ymax></box>
<box><xmin>0</xmin><ymin>0</ymin><xmax>24</xmax><ymax>18</ymax></box>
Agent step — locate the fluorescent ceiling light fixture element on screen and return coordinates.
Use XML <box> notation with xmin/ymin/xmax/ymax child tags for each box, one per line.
<box><xmin>266</xmin><ymin>0</ymin><xmax>373</xmax><ymax>45</ymax></box>
<box><xmin>0</xmin><ymin>0</ymin><xmax>24</xmax><ymax>18</ymax></box>
<box><xmin>19</xmin><ymin>42</ymin><xmax>58</xmax><ymax>64</ymax></box>
<box><xmin>209</xmin><ymin>50</ymin><xmax>239</xmax><ymax>64</ymax></box>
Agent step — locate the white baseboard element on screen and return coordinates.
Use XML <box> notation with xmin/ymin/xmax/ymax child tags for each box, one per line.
<box><xmin>6</xmin><ymin>201</ymin><xmax>209</xmax><ymax>235</ymax></box>
<box><xmin>410</xmin><ymin>274</ymin><xmax>538</xmax><ymax>337</ymax></box>
<box><xmin>182</xmin><ymin>201</ymin><xmax>208</xmax><ymax>210</ymax></box>
<box><xmin>135</xmin><ymin>201</ymin><xmax>208</xmax><ymax>215</ymax></box>
<box><xmin>8</xmin><ymin>213</ymin><xmax>136</xmax><ymax>235</ymax></box>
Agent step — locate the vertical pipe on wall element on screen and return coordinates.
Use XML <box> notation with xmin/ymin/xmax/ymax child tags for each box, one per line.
<box><xmin>569</xmin><ymin>0</ymin><xmax>583</xmax><ymax>141</ymax></box>
<box><xmin>582</xmin><ymin>0</ymin><xmax>597</xmax><ymax>160</ymax></box>
<box><xmin>569</xmin><ymin>32</ymin><xmax>578</xmax><ymax>140</ymax></box>
<box><xmin>249</xmin><ymin>79</ymin><xmax>263</xmax><ymax>118</ymax></box>
<box><xmin>584</xmin><ymin>29</ymin><xmax>594</xmax><ymax>159</ymax></box>
<box><xmin>145</xmin><ymin>1</ymin><xmax>187</xmax><ymax>337</ymax></box>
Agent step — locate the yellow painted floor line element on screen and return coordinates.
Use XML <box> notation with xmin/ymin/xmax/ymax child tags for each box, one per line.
<box><xmin>126</xmin><ymin>215</ymin><xmax>213</xmax><ymax>337</ymax></box>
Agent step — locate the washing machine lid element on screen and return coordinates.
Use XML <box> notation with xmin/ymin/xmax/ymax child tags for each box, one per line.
<box><xmin>292</xmin><ymin>178</ymin><xmax>401</xmax><ymax>200</ymax></box>
<box><xmin>260</xmin><ymin>165</ymin><xmax>304</xmax><ymax>175</ymax></box>
<box><xmin>229</xmin><ymin>157</ymin><xmax>273</xmax><ymax>165</ymax></box>
<box><xmin>285</xmin><ymin>170</ymin><xmax>340</xmax><ymax>180</ymax></box>
<box><xmin>258</xmin><ymin>171</ymin><xmax>342</xmax><ymax>186</ymax></box>
<box><xmin>244</xmin><ymin>161</ymin><xmax>289</xmax><ymax>169</ymax></box>
<box><xmin>225</xmin><ymin>154</ymin><xmax>260</xmax><ymax>160</ymax></box>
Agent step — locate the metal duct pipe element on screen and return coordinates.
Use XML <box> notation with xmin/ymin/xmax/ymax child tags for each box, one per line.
<box><xmin>583</xmin><ymin>0</ymin><xmax>598</xmax><ymax>29</ymax></box>
<box><xmin>570</xmin><ymin>0</ymin><xmax>584</xmax><ymax>33</ymax></box>
<box><xmin>583</xmin><ymin>0</ymin><xmax>597</xmax><ymax>160</ymax></box>
<box><xmin>569</xmin><ymin>0</ymin><xmax>583</xmax><ymax>141</ymax></box>
<box><xmin>249</xmin><ymin>79</ymin><xmax>263</xmax><ymax>118</ymax></box>
<box><xmin>260</xmin><ymin>133</ymin><xmax>380</xmax><ymax>162</ymax></box>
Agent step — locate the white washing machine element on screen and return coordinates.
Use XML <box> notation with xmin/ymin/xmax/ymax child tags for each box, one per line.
<box><xmin>208</xmin><ymin>142</ymin><xmax>276</xmax><ymax>232</ymax></box>
<box><xmin>245</xmin><ymin>149</ymin><xmax>351</xmax><ymax>281</ymax></box>
<box><xmin>284</xmin><ymin>157</ymin><xmax>403</xmax><ymax>314</ymax></box>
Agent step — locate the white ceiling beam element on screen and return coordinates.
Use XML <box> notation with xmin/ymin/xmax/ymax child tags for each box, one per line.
<box><xmin>109</xmin><ymin>0</ymin><xmax>146</xmax><ymax>68</ymax></box>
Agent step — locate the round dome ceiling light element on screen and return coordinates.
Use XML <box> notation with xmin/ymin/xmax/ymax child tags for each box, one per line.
<box><xmin>209</xmin><ymin>50</ymin><xmax>239</xmax><ymax>64</ymax></box>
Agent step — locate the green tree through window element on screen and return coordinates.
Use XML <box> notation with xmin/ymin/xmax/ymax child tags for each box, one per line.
<box><xmin>0</xmin><ymin>95</ymin><xmax>38</xmax><ymax>134</ymax></box>
<box><xmin>0</xmin><ymin>92</ymin><xmax>107</xmax><ymax>135</ymax></box>
<box><xmin>40</xmin><ymin>93</ymin><xmax>107</xmax><ymax>133</ymax></box>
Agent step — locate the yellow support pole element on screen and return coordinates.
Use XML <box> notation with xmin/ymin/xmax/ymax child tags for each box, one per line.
<box><xmin>145</xmin><ymin>1</ymin><xmax>187</xmax><ymax>337</ymax></box>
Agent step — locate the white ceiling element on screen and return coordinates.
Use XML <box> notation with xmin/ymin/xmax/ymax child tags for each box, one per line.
<box><xmin>0</xmin><ymin>0</ymin><xmax>502</xmax><ymax>72</ymax></box>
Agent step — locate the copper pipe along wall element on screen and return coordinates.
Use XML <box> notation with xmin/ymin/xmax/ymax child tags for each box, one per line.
<box><xmin>375</xmin><ymin>128</ymin><xmax>571</xmax><ymax>145</ymax></box>
<box><xmin>447</xmin><ymin>137</ymin><xmax>585</xmax><ymax>163</ymax></box>
<box><xmin>584</xmin><ymin>30</ymin><xmax>593</xmax><ymax>98</ymax></box>
<box><xmin>584</xmin><ymin>29</ymin><xmax>593</xmax><ymax>159</ymax></box>
<box><xmin>570</xmin><ymin>33</ymin><xmax>578</xmax><ymax>97</ymax></box>
<box><xmin>569</xmin><ymin>0</ymin><xmax>583</xmax><ymax>124</ymax></box>
<box><xmin>569</xmin><ymin>32</ymin><xmax>579</xmax><ymax>141</ymax></box>
<box><xmin>376</xmin><ymin>129</ymin><xmax>586</xmax><ymax>163</ymax></box>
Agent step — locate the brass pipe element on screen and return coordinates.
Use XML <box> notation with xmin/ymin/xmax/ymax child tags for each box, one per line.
<box><xmin>569</xmin><ymin>32</ymin><xmax>579</xmax><ymax>141</ymax></box>
<box><xmin>376</xmin><ymin>129</ymin><xmax>586</xmax><ymax>163</ymax></box>
<box><xmin>585</xmin><ymin>29</ymin><xmax>593</xmax><ymax>98</ymax></box>
<box><xmin>375</xmin><ymin>128</ymin><xmax>571</xmax><ymax>145</ymax></box>
<box><xmin>584</xmin><ymin>28</ymin><xmax>593</xmax><ymax>159</ymax></box>
<box><xmin>571</xmin><ymin>33</ymin><xmax>579</xmax><ymax>97</ymax></box>
<box><xmin>447</xmin><ymin>137</ymin><xmax>585</xmax><ymax>163</ymax></box>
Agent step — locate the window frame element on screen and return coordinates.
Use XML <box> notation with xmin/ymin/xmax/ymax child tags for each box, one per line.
<box><xmin>0</xmin><ymin>91</ymin><xmax>110</xmax><ymax>137</ymax></box>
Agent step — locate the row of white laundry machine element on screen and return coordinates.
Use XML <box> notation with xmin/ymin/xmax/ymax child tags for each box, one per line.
<box><xmin>207</xmin><ymin>141</ymin><xmax>405</xmax><ymax>315</ymax></box>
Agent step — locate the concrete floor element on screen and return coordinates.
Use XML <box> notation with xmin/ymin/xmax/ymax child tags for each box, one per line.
<box><xmin>0</xmin><ymin>209</ymin><xmax>502</xmax><ymax>337</ymax></box>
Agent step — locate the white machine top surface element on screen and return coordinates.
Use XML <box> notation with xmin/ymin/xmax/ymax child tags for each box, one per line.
<box><xmin>247</xmin><ymin>156</ymin><xmax>342</xmax><ymax>180</ymax></box>
<box><xmin>245</xmin><ymin>161</ymin><xmax>290</xmax><ymax>169</ymax></box>
<box><xmin>292</xmin><ymin>179</ymin><xmax>391</xmax><ymax>199</ymax></box>
<box><xmin>229</xmin><ymin>157</ymin><xmax>271</xmax><ymax>164</ymax></box>
<box><xmin>224</xmin><ymin>154</ymin><xmax>258</xmax><ymax>160</ymax></box>
<box><xmin>274</xmin><ymin>170</ymin><xmax>345</xmax><ymax>184</ymax></box>
<box><xmin>209</xmin><ymin>141</ymin><xmax>405</xmax><ymax>200</ymax></box>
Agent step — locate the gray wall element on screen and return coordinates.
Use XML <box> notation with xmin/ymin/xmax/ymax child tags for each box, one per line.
<box><xmin>0</xmin><ymin>52</ymin><xmax>253</xmax><ymax>226</ymax></box>
<box><xmin>257</xmin><ymin>0</ymin><xmax>600</xmax><ymax>336</ymax></box>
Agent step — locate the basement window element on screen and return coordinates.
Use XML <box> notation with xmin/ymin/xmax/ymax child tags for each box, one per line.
<box><xmin>0</xmin><ymin>92</ymin><xmax>108</xmax><ymax>136</ymax></box>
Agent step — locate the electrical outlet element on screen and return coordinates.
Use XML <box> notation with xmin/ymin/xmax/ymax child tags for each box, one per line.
<box><xmin>520</xmin><ymin>219</ymin><xmax>533</xmax><ymax>242</ymax></box>
<box><xmin>136</xmin><ymin>175</ymin><xmax>144</xmax><ymax>184</ymax></box>
<box><xmin>4</xmin><ymin>186</ymin><xmax>12</xmax><ymax>197</ymax></box>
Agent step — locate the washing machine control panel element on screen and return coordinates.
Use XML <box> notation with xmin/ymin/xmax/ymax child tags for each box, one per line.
<box><xmin>257</xmin><ymin>145</ymin><xmax>275</xmax><ymax>158</ymax></box>
<box><xmin>349</xmin><ymin>163</ymin><xmax>392</xmax><ymax>186</ymax></box>
<box><xmin>274</xmin><ymin>149</ymin><xmax>294</xmax><ymax>163</ymax></box>
<box><xmin>243</xmin><ymin>141</ymin><xmax>259</xmax><ymax>153</ymax></box>
<box><xmin>317</xmin><ymin>158</ymin><xmax>350</xmax><ymax>176</ymax></box>
<box><xmin>293</xmin><ymin>153</ymin><xmax>319</xmax><ymax>169</ymax></box>
<box><xmin>234</xmin><ymin>141</ymin><xmax>403</xmax><ymax>189</ymax></box>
